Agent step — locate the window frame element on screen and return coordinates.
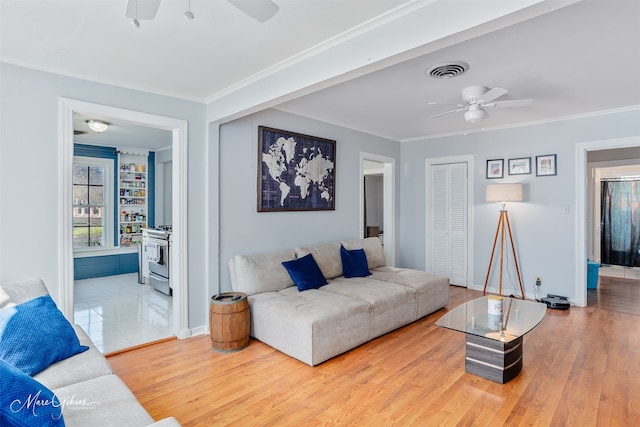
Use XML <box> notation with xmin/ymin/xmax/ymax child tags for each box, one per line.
<box><xmin>73</xmin><ymin>155</ymin><xmax>114</xmax><ymax>251</ymax></box>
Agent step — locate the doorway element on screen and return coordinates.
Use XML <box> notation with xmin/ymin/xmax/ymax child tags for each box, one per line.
<box><xmin>71</xmin><ymin>114</ymin><xmax>174</xmax><ymax>353</ymax></box>
<box><xmin>360</xmin><ymin>153</ymin><xmax>395</xmax><ymax>266</ymax></box>
<box><xmin>576</xmin><ymin>136</ymin><xmax>640</xmax><ymax>307</ymax></box>
<box><xmin>584</xmin><ymin>148</ymin><xmax>640</xmax><ymax>302</ymax></box>
<box><xmin>59</xmin><ymin>98</ymin><xmax>189</xmax><ymax>351</ymax></box>
<box><xmin>425</xmin><ymin>155</ymin><xmax>474</xmax><ymax>287</ymax></box>
<box><xmin>587</xmin><ymin>157</ymin><xmax>640</xmax><ymax>263</ymax></box>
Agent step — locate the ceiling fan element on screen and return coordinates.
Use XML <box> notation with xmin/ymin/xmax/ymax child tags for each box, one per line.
<box><xmin>428</xmin><ymin>85</ymin><xmax>533</xmax><ymax>123</ymax></box>
<box><xmin>125</xmin><ymin>0</ymin><xmax>279</xmax><ymax>26</ymax></box>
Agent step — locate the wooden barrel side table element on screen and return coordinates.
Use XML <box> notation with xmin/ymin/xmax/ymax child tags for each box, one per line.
<box><xmin>209</xmin><ymin>292</ymin><xmax>250</xmax><ymax>353</ymax></box>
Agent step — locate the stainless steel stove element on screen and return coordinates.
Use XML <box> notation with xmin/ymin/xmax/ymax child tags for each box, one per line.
<box><xmin>142</xmin><ymin>226</ymin><xmax>172</xmax><ymax>296</ymax></box>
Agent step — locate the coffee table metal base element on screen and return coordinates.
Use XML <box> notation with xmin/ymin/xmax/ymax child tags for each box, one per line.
<box><xmin>465</xmin><ymin>334</ymin><xmax>523</xmax><ymax>384</ymax></box>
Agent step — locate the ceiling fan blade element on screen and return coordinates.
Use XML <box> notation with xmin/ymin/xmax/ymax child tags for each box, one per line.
<box><xmin>479</xmin><ymin>87</ymin><xmax>508</xmax><ymax>104</ymax></box>
<box><xmin>228</xmin><ymin>0</ymin><xmax>280</xmax><ymax>22</ymax></box>
<box><xmin>427</xmin><ymin>101</ymin><xmax>465</xmax><ymax>107</ymax></box>
<box><xmin>125</xmin><ymin>0</ymin><xmax>161</xmax><ymax>20</ymax></box>
<box><xmin>428</xmin><ymin>108</ymin><xmax>467</xmax><ymax>119</ymax></box>
<box><xmin>484</xmin><ymin>99</ymin><xmax>534</xmax><ymax>108</ymax></box>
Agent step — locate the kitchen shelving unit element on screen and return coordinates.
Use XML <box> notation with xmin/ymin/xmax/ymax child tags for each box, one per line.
<box><xmin>118</xmin><ymin>153</ymin><xmax>148</xmax><ymax>247</ymax></box>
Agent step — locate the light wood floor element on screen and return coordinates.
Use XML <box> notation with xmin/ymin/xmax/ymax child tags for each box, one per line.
<box><xmin>588</xmin><ymin>275</ymin><xmax>640</xmax><ymax>316</ymax></box>
<box><xmin>109</xmin><ymin>280</ymin><xmax>640</xmax><ymax>426</ymax></box>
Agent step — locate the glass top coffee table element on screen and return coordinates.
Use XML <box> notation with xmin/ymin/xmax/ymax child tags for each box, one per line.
<box><xmin>436</xmin><ymin>296</ymin><xmax>546</xmax><ymax>383</ymax></box>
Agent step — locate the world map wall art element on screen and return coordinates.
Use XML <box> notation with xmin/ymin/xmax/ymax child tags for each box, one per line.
<box><xmin>258</xmin><ymin>126</ymin><xmax>336</xmax><ymax>212</ymax></box>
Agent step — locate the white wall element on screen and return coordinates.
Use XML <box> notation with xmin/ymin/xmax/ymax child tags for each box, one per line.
<box><xmin>0</xmin><ymin>63</ymin><xmax>209</xmax><ymax>330</ymax></box>
<box><xmin>216</xmin><ymin>109</ymin><xmax>399</xmax><ymax>293</ymax></box>
<box><xmin>400</xmin><ymin>109</ymin><xmax>640</xmax><ymax>301</ymax></box>
<box><xmin>154</xmin><ymin>148</ymin><xmax>173</xmax><ymax>226</ymax></box>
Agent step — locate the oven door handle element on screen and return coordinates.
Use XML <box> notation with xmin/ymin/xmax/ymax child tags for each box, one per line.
<box><xmin>147</xmin><ymin>240</ymin><xmax>168</xmax><ymax>265</ymax></box>
<box><xmin>149</xmin><ymin>271</ymin><xmax>168</xmax><ymax>281</ymax></box>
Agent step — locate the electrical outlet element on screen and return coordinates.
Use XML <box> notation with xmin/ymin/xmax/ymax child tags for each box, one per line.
<box><xmin>535</xmin><ymin>276</ymin><xmax>542</xmax><ymax>286</ymax></box>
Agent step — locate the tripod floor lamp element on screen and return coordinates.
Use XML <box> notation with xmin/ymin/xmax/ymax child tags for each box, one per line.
<box><xmin>483</xmin><ymin>183</ymin><xmax>525</xmax><ymax>299</ymax></box>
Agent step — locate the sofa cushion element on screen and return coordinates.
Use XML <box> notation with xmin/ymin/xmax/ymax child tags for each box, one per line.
<box><xmin>34</xmin><ymin>326</ymin><xmax>113</xmax><ymax>390</ymax></box>
<box><xmin>230</xmin><ymin>250</ymin><xmax>296</xmax><ymax>295</ymax></box>
<box><xmin>0</xmin><ymin>295</ymin><xmax>89</xmax><ymax>376</ymax></box>
<box><xmin>340</xmin><ymin>246</ymin><xmax>371</xmax><ymax>278</ymax></box>
<box><xmin>295</xmin><ymin>242</ymin><xmax>343</xmax><ymax>279</ymax></box>
<box><xmin>282</xmin><ymin>254</ymin><xmax>328</xmax><ymax>292</ymax></box>
<box><xmin>0</xmin><ymin>277</ymin><xmax>48</xmax><ymax>308</ymax></box>
<box><xmin>0</xmin><ymin>359</ymin><xmax>65</xmax><ymax>426</ymax></box>
<box><xmin>341</xmin><ymin>237</ymin><xmax>386</xmax><ymax>269</ymax></box>
<box><xmin>52</xmin><ymin>374</ymin><xmax>155</xmax><ymax>426</ymax></box>
<box><xmin>326</xmin><ymin>277</ymin><xmax>416</xmax><ymax>337</ymax></box>
<box><xmin>248</xmin><ymin>289</ymin><xmax>372</xmax><ymax>366</ymax></box>
<box><xmin>372</xmin><ymin>267</ymin><xmax>450</xmax><ymax>318</ymax></box>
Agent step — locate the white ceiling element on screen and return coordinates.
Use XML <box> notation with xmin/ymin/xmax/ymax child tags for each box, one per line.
<box><xmin>0</xmin><ymin>0</ymin><xmax>404</xmax><ymax>101</ymax></box>
<box><xmin>278</xmin><ymin>0</ymin><xmax>640</xmax><ymax>141</ymax></box>
<box><xmin>73</xmin><ymin>113</ymin><xmax>172</xmax><ymax>150</ymax></box>
<box><xmin>2</xmin><ymin>0</ymin><xmax>639</xmax><ymax>144</ymax></box>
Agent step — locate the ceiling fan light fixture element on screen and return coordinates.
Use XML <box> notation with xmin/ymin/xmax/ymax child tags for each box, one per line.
<box><xmin>86</xmin><ymin>119</ymin><xmax>111</xmax><ymax>133</ymax></box>
<box><xmin>464</xmin><ymin>108</ymin><xmax>487</xmax><ymax>123</ymax></box>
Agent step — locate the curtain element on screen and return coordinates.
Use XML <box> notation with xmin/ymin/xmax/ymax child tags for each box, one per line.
<box><xmin>601</xmin><ymin>179</ymin><xmax>640</xmax><ymax>267</ymax></box>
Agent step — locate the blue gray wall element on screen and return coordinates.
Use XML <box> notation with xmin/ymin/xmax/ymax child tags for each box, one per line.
<box><xmin>400</xmin><ymin>109</ymin><xmax>640</xmax><ymax>300</ymax></box>
<box><xmin>216</xmin><ymin>109</ymin><xmax>399</xmax><ymax>293</ymax></box>
<box><xmin>3</xmin><ymin>60</ymin><xmax>639</xmax><ymax>328</ymax></box>
<box><xmin>0</xmin><ymin>63</ymin><xmax>209</xmax><ymax>329</ymax></box>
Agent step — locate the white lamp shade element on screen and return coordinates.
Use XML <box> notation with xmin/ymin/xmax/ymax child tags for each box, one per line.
<box><xmin>486</xmin><ymin>183</ymin><xmax>523</xmax><ymax>203</ymax></box>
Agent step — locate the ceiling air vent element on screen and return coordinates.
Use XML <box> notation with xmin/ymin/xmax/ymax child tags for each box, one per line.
<box><xmin>426</xmin><ymin>61</ymin><xmax>470</xmax><ymax>79</ymax></box>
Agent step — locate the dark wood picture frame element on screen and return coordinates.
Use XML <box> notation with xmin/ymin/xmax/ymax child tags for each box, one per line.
<box><xmin>486</xmin><ymin>159</ymin><xmax>504</xmax><ymax>179</ymax></box>
<box><xmin>257</xmin><ymin>126</ymin><xmax>336</xmax><ymax>212</ymax></box>
<box><xmin>536</xmin><ymin>154</ymin><xmax>557</xmax><ymax>176</ymax></box>
<box><xmin>508</xmin><ymin>157</ymin><xmax>531</xmax><ymax>175</ymax></box>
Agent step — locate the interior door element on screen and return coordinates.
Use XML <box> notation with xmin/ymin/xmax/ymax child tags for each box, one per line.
<box><xmin>430</xmin><ymin>162</ymin><xmax>468</xmax><ymax>286</ymax></box>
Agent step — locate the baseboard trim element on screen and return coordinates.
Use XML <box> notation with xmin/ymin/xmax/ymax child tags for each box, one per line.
<box><xmin>105</xmin><ymin>336</ymin><xmax>176</xmax><ymax>357</ymax></box>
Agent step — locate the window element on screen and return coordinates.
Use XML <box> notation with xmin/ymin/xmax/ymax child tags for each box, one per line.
<box><xmin>73</xmin><ymin>156</ymin><xmax>113</xmax><ymax>249</ymax></box>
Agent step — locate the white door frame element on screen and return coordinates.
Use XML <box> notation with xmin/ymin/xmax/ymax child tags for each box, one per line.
<box><xmin>360</xmin><ymin>152</ymin><xmax>395</xmax><ymax>266</ymax></box>
<box><xmin>425</xmin><ymin>155</ymin><xmax>474</xmax><ymax>287</ymax></box>
<box><xmin>575</xmin><ymin>135</ymin><xmax>640</xmax><ymax>307</ymax></box>
<box><xmin>58</xmin><ymin>98</ymin><xmax>190</xmax><ymax>339</ymax></box>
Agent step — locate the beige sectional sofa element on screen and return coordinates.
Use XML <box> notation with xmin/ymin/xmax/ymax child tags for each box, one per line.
<box><xmin>229</xmin><ymin>237</ymin><xmax>449</xmax><ymax>366</ymax></box>
<box><xmin>0</xmin><ymin>278</ymin><xmax>180</xmax><ymax>426</ymax></box>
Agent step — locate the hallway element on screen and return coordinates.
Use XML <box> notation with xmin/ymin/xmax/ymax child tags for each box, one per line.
<box><xmin>588</xmin><ymin>273</ymin><xmax>640</xmax><ymax>316</ymax></box>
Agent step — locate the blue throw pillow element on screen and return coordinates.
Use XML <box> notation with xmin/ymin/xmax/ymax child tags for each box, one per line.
<box><xmin>0</xmin><ymin>359</ymin><xmax>64</xmax><ymax>426</ymax></box>
<box><xmin>282</xmin><ymin>253</ymin><xmax>328</xmax><ymax>291</ymax></box>
<box><xmin>0</xmin><ymin>295</ymin><xmax>89</xmax><ymax>376</ymax></box>
<box><xmin>340</xmin><ymin>245</ymin><xmax>372</xmax><ymax>278</ymax></box>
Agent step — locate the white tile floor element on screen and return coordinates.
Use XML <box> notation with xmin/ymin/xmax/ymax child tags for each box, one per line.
<box><xmin>74</xmin><ymin>273</ymin><xmax>173</xmax><ymax>354</ymax></box>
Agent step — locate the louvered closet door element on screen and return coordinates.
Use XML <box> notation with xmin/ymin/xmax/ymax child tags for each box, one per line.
<box><xmin>430</xmin><ymin>162</ymin><xmax>468</xmax><ymax>286</ymax></box>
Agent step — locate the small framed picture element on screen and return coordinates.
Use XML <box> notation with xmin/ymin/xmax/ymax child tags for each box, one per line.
<box><xmin>486</xmin><ymin>159</ymin><xmax>504</xmax><ymax>179</ymax></box>
<box><xmin>536</xmin><ymin>154</ymin><xmax>557</xmax><ymax>176</ymax></box>
<box><xmin>508</xmin><ymin>157</ymin><xmax>531</xmax><ymax>175</ymax></box>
